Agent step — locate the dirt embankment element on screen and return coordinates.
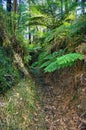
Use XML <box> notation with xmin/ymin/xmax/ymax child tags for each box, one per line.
<box><xmin>29</xmin><ymin>37</ymin><xmax>86</xmax><ymax>130</ymax></box>
<box><xmin>36</xmin><ymin>61</ymin><xmax>86</xmax><ymax>130</ymax></box>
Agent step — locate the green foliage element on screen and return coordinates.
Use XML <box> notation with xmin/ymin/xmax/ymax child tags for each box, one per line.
<box><xmin>27</xmin><ymin>0</ymin><xmax>86</xmax><ymax>55</ymax></box>
<box><xmin>44</xmin><ymin>53</ymin><xmax>83</xmax><ymax>72</ymax></box>
<box><xmin>18</xmin><ymin>39</ymin><xmax>41</xmax><ymax>64</ymax></box>
<box><xmin>32</xmin><ymin>50</ymin><xmax>64</xmax><ymax>68</ymax></box>
<box><xmin>0</xmin><ymin>47</ymin><xmax>19</xmax><ymax>93</ymax></box>
<box><xmin>37</xmin><ymin>50</ymin><xmax>64</xmax><ymax>67</ymax></box>
<box><xmin>20</xmin><ymin>42</ymin><xmax>32</xmax><ymax>64</ymax></box>
<box><xmin>0</xmin><ymin>79</ymin><xmax>39</xmax><ymax>129</ymax></box>
<box><xmin>32</xmin><ymin>50</ymin><xmax>83</xmax><ymax>73</ymax></box>
<box><xmin>0</xmin><ymin>0</ymin><xmax>85</xmax><ymax>81</ymax></box>
<box><xmin>44</xmin><ymin>15</ymin><xmax>86</xmax><ymax>43</ymax></box>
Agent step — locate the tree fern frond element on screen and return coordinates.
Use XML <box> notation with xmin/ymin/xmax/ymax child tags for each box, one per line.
<box><xmin>40</xmin><ymin>61</ymin><xmax>51</xmax><ymax>69</ymax></box>
<box><xmin>44</xmin><ymin>61</ymin><xmax>58</xmax><ymax>72</ymax></box>
<box><xmin>44</xmin><ymin>53</ymin><xmax>83</xmax><ymax>72</ymax></box>
<box><xmin>38</xmin><ymin>50</ymin><xmax>65</xmax><ymax>68</ymax></box>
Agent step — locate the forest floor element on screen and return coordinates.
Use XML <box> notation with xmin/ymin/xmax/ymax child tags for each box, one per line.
<box><xmin>0</xmin><ymin>69</ymin><xmax>86</xmax><ymax>130</ymax></box>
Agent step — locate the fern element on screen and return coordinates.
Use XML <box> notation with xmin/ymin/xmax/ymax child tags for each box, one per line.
<box><xmin>37</xmin><ymin>50</ymin><xmax>64</xmax><ymax>68</ymax></box>
<box><xmin>44</xmin><ymin>15</ymin><xmax>86</xmax><ymax>44</ymax></box>
<box><xmin>44</xmin><ymin>61</ymin><xmax>58</xmax><ymax>72</ymax></box>
<box><xmin>40</xmin><ymin>60</ymin><xmax>51</xmax><ymax>68</ymax></box>
<box><xmin>44</xmin><ymin>53</ymin><xmax>83</xmax><ymax>72</ymax></box>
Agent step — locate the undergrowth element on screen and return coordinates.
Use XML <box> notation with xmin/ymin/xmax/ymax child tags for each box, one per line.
<box><xmin>31</xmin><ymin>15</ymin><xmax>85</xmax><ymax>73</ymax></box>
<box><xmin>0</xmin><ymin>79</ymin><xmax>40</xmax><ymax>130</ymax></box>
<box><xmin>32</xmin><ymin>51</ymin><xmax>83</xmax><ymax>73</ymax></box>
<box><xmin>0</xmin><ymin>47</ymin><xmax>19</xmax><ymax>94</ymax></box>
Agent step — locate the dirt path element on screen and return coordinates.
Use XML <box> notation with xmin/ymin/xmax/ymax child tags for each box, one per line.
<box><xmin>31</xmin><ymin>70</ymin><xmax>86</xmax><ymax>130</ymax></box>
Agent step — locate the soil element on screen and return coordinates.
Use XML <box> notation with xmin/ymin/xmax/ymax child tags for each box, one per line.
<box><xmin>31</xmin><ymin>63</ymin><xmax>86</xmax><ymax>130</ymax></box>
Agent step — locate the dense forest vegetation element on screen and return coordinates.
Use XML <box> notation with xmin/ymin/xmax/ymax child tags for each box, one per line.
<box><xmin>0</xmin><ymin>0</ymin><xmax>86</xmax><ymax>130</ymax></box>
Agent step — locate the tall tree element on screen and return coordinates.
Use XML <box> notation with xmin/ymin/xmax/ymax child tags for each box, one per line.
<box><xmin>7</xmin><ymin>0</ymin><xmax>11</xmax><ymax>12</ymax></box>
<box><xmin>61</xmin><ymin>0</ymin><xmax>63</xmax><ymax>19</ymax></box>
<box><xmin>6</xmin><ymin>0</ymin><xmax>12</xmax><ymax>32</ymax></box>
<box><xmin>14</xmin><ymin>0</ymin><xmax>17</xmax><ymax>13</ymax></box>
<box><xmin>0</xmin><ymin>0</ymin><xmax>2</xmax><ymax>6</ymax></box>
<box><xmin>28</xmin><ymin>0</ymin><xmax>32</xmax><ymax>44</ymax></box>
<box><xmin>65</xmin><ymin>0</ymin><xmax>68</xmax><ymax>12</ymax></box>
<box><xmin>13</xmin><ymin>0</ymin><xmax>17</xmax><ymax>32</ymax></box>
<box><xmin>81</xmin><ymin>0</ymin><xmax>85</xmax><ymax>14</ymax></box>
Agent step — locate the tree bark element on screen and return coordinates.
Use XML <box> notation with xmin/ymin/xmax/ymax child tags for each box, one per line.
<box><xmin>14</xmin><ymin>0</ymin><xmax>17</xmax><ymax>13</ymax></box>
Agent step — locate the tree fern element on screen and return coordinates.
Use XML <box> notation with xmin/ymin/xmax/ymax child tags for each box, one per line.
<box><xmin>44</xmin><ymin>15</ymin><xmax>86</xmax><ymax>44</ymax></box>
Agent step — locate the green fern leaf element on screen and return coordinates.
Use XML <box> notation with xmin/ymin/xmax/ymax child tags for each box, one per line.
<box><xmin>44</xmin><ymin>61</ymin><xmax>58</xmax><ymax>72</ymax></box>
<box><xmin>44</xmin><ymin>53</ymin><xmax>83</xmax><ymax>72</ymax></box>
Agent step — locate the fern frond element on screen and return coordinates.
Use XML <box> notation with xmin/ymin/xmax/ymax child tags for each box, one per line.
<box><xmin>44</xmin><ymin>53</ymin><xmax>83</xmax><ymax>72</ymax></box>
<box><xmin>44</xmin><ymin>61</ymin><xmax>58</xmax><ymax>72</ymax></box>
<box><xmin>38</xmin><ymin>50</ymin><xmax>64</xmax><ymax>68</ymax></box>
<box><xmin>40</xmin><ymin>61</ymin><xmax>51</xmax><ymax>68</ymax></box>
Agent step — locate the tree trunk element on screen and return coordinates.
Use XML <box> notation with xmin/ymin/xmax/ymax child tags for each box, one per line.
<box><xmin>13</xmin><ymin>0</ymin><xmax>17</xmax><ymax>32</ymax></box>
<box><xmin>14</xmin><ymin>0</ymin><xmax>17</xmax><ymax>13</ymax></box>
<box><xmin>17</xmin><ymin>0</ymin><xmax>21</xmax><ymax>30</ymax></box>
<box><xmin>61</xmin><ymin>0</ymin><xmax>63</xmax><ymax>18</ymax></box>
<box><xmin>81</xmin><ymin>0</ymin><xmax>85</xmax><ymax>14</ymax></box>
<box><xmin>28</xmin><ymin>0</ymin><xmax>32</xmax><ymax>44</ymax></box>
<box><xmin>6</xmin><ymin>0</ymin><xmax>12</xmax><ymax>32</ymax></box>
<box><xmin>65</xmin><ymin>0</ymin><xmax>68</xmax><ymax>12</ymax></box>
<box><xmin>7</xmin><ymin>0</ymin><xmax>11</xmax><ymax>12</ymax></box>
<box><xmin>0</xmin><ymin>0</ymin><xmax>2</xmax><ymax>6</ymax></box>
<box><xmin>29</xmin><ymin>26</ymin><xmax>31</xmax><ymax>44</ymax></box>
